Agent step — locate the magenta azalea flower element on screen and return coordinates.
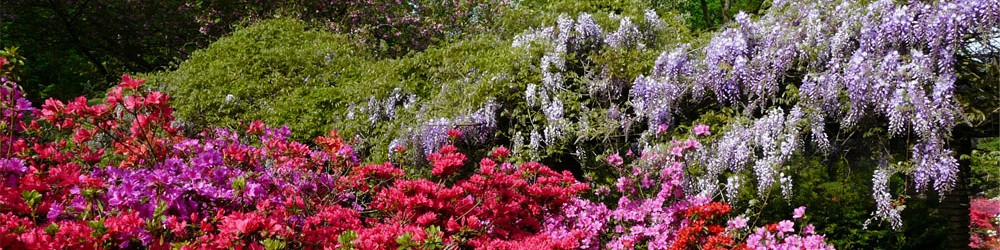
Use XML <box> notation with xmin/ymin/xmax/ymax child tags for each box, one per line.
<box><xmin>606</xmin><ymin>152</ymin><xmax>624</xmax><ymax>167</ymax></box>
<box><xmin>794</xmin><ymin>206</ymin><xmax>807</xmax><ymax>219</ymax></box>
<box><xmin>693</xmin><ymin>124</ymin><xmax>711</xmax><ymax>136</ymax></box>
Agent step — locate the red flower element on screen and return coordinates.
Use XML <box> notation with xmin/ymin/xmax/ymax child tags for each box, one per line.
<box><xmin>447</xmin><ymin>129</ymin><xmax>462</xmax><ymax>139</ymax></box>
<box><xmin>119</xmin><ymin>74</ymin><xmax>145</xmax><ymax>89</ymax></box>
<box><xmin>491</xmin><ymin>146</ymin><xmax>511</xmax><ymax>159</ymax></box>
<box><xmin>428</xmin><ymin>145</ymin><xmax>466</xmax><ymax>177</ymax></box>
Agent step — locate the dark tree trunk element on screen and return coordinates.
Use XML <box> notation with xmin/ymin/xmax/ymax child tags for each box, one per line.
<box><xmin>722</xmin><ymin>0</ymin><xmax>732</xmax><ymax>23</ymax></box>
<box><xmin>699</xmin><ymin>0</ymin><xmax>711</xmax><ymax>28</ymax></box>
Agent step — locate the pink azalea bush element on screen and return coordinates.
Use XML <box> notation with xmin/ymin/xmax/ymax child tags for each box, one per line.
<box><xmin>542</xmin><ymin>128</ymin><xmax>834</xmax><ymax>250</ymax></box>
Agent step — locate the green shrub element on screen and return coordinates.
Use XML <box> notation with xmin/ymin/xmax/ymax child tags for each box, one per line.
<box><xmin>148</xmin><ymin>18</ymin><xmax>535</xmax><ymax>163</ymax></box>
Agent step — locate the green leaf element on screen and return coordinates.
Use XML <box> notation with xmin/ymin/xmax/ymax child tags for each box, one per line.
<box><xmin>396</xmin><ymin>232</ymin><xmax>415</xmax><ymax>249</ymax></box>
<box><xmin>261</xmin><ymin>238</ymin><xmax>286</xmax><ymax>250</ymax></box>
<box><xmin>44</xmin><ymin>223</ymin><xmax>60</xmax><ymax>235</ymax></box>
<box><xmin>337</xmin><ymin>230</ymin><xmax>358</xmax><ymax>250</ymax></box>
<box><xmin>21</xmin><ymin>190</ymin><xmax>42</xmax><ymax>208</ymax></box>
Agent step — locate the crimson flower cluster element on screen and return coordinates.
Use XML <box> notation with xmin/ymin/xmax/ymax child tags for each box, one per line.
<box><xmin>970</xmin><ymin>198</ymin><xmax>1000</xmax><ymax>249</ymax></box>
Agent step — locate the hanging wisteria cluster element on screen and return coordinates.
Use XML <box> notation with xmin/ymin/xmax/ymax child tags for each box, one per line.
<box><xmin>507</xmin><ymin>0</ymin><xmax>999</xmax><ymax>231</ymax></box>
<box><xmin>399</xmin><ymin>100</ymin><xmax>500</xmax><ymax>161</ymax></box>
<box><xmin>512</xmin><ymin>11</ymin><xmax>669</xmax><ymax>159</ymax></box>
<box><xmin>619</xmin><ymin>0</ymin><xmax>999</xmax><ymax>229</ymax></box>
<box><xmin>695</xmin><ymin>107</ymin><xmax>804</xmax><ymax>198</ymax></box>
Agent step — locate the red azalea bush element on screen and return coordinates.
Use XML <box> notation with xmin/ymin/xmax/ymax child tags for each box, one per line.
<box><xmin>970</xmin><ymin>198</ymin><xmax>1000</xmax><ymax>249</ymax></box>
<box><xmin>0</xmin><ymin>72</ymin><xmax>586</xmax><ymax>249</ymax></box>
<box><xmin>0</xmin><ymin>67</ymin><xmax>834</xmax><ymax>248</ymax></box>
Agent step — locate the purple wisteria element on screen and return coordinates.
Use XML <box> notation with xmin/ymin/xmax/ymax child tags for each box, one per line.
<box><xmin>625</xmin><ymin>0</ymin><xmax>998</xmax><ymax>228</ymax></box>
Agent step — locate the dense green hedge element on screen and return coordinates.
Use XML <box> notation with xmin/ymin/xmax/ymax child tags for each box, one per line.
<box><xmin>147</xmin><ymin>18</ymin><xmax>528</xmax><ymax>162</ymax></box>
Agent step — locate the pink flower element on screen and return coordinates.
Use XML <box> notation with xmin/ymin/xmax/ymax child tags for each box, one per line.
<box><xmin>793</xmin><ymin>206</ymin><xmax>806</xmax><ymax>219</ymax></box>
<box><xmin>247</xmin><ymin>120</ymin><xmax>265</xmax><ymax>134</ymax></box>
<box><xmin>693</xmin><ymin>124</ymin><xmax>711</xmax><ymax>136</ymax></box>
<box><xmin>728</xmin><ymin>216</ymin><xmax>749</xmax><ymax>230</ymax></box>
<box><xmin>118</xmin><ymin>74</ymin><xmax>145</xmax><ymax>89</ymax></box>
<box><xmin>656</xmin><ymin>124</ymin><xmax>669</xmax><ymax>134</ymax></box>
<box><xmin>684</xmin><ymin>139</ymin><xmax>701</xmax><ymax>150</ymax></box>
<box><xmin>428</xmin><ymin>145</ymin><xmax>466</xmax><ymax>176</ymax></box>
<box><xmin>778</xmin><ymin>220</ymin><xmax>795</xmax><ymax>233</ymax></box>
<box><xmin>606</xmin><ymin>152</ymin><xmax>624</xmax><ymax>167</ymax></box>
<box><xmin>671</xmin><ymin>146</ymin><xmax>684</xmax><ymax>157</ymax></box>
<box><xmin>803</xmin><ymin>224</ymin><xmax>816</xmax><ymax>235</ymax></box>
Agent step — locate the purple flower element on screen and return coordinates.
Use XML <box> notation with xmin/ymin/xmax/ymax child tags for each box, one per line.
<box><xmin>47</xmin><ymin>203</ymin><xmax>64</xmax><ymax>221</ymax></box>
<box><xmin>336</xmin><ymin>145</ymin><xmax>359</xmax><ymax>164</ymax></box>
<box><xmin>0</xmin><ymin>158</ymin><xmax>28</xmax><ymax>186</ymax></box>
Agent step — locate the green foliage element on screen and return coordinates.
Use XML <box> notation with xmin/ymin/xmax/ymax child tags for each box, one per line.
<box><xmin>261</xmin><ymin>238</ymin><xmax>286</xmax><ymax>250</ymax></box>
<box><xmin>337</xmin><ymin>230</ymin><xmax>358</xmax><ymax>250</ymax></box>
<box><xmin>1</xmin><ymin>0</ymin><xmax>510</xmax><ymax>103</ymax></box>
<box><xmin>148</xmin><ymin>19</ymin><xmax>363</xmax><ymax>138</ymax></box>
<box><xmin>21</xmin><ymin>190</ymin><xmax>41</xmax><ymax>208</ymax></box>
<box><xmin>149</xmin><ymin>18</ymin><xmax>531</xmax><ymax>162</ymax></box>
<box><xmin>967</xmin><ymin>137</ymin><xmax>1000</xmax><ymax>198</ymax></box>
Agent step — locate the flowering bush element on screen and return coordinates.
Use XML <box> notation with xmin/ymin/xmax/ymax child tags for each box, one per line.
<box><xmin>0</xmin><ymin>73</ymin><xmax>586</xmax><ymax>249</ymax></box>
<box><xmin>0</xmin><ymin>63</ymin><xmax>837</xmax><ymax>249</ymax></box>
<box><xmin>541</xmin><ymin>125</ymin><xmax>835</xmax><ymax>249</ymax></box>
<box><xmin>970</xmin><ymin>198</ymin><xmax>1000</xmax><ymax>249</ymax></box>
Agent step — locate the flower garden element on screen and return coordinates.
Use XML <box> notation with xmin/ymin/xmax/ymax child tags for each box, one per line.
<box><xmin>1</xmin><ymin>0</ymin><xmax>999</xmax><ymax>249</ymax></box>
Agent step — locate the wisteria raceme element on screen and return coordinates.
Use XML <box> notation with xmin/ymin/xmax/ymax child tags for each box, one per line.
<box><xmin>630</xmin><ymin>74</ymin><xmax>680</xmax><ymax>129</ymax></box>
<box><xmin>574</xmin><ymin>13</ymin><xmax>603</xmax><ymax>46</ymax></box>
<box><xmin>525</xmin><ymin>83</ymin><xmax>538</xmax><ymax>107</ymax></box>
<box><xmin>697</xmin><ymin>108</ymin><xmax>802</xmax><ymax>197</ymax></box>
<box><xmin>643</xmin><ymin>10</ymin><xmax>665</xmax><ymax>35</ymax></box>
<box><xmin>452</xmin><ymin>100</ymin><xmax>500</xmax><ymax>145</ymax></box>
<box><xmin>556</xmin><ymin>14</ymin><xmax>575</xmax><ymax>54</ymax></box>
<box><xmin>725</xmin><ymin>175</ymin><xmax>742</xmax><ymax>202</ymax></box>
<box><xmin>867</xmin><ymin>164</ymin><xmax>904</xmax><ymax>230</ymax></box>
<box><xmin>415</xmin><ymin>118</ymin><xmax>452</xmax><ymax>156</ymax></box>
<box><xmin>529</xmin><ymin>129</ymin><xmax>543</xmax><ymax>152</ymax></box>
<box><xmin>605</xmin><ymin>16</ymin><xmax>644</xmax><ymax>49</ymax></box>
<box><xmin>912</xmin><ymin>139</ymin><xmax>960</xmax><ymax>194</ymax></box>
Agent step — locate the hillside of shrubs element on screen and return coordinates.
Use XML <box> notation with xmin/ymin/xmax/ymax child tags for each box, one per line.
<box><xmin>1</xmin><ymin>0</ymin><xmax>998</xmax><ymax>249</ymax></box>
